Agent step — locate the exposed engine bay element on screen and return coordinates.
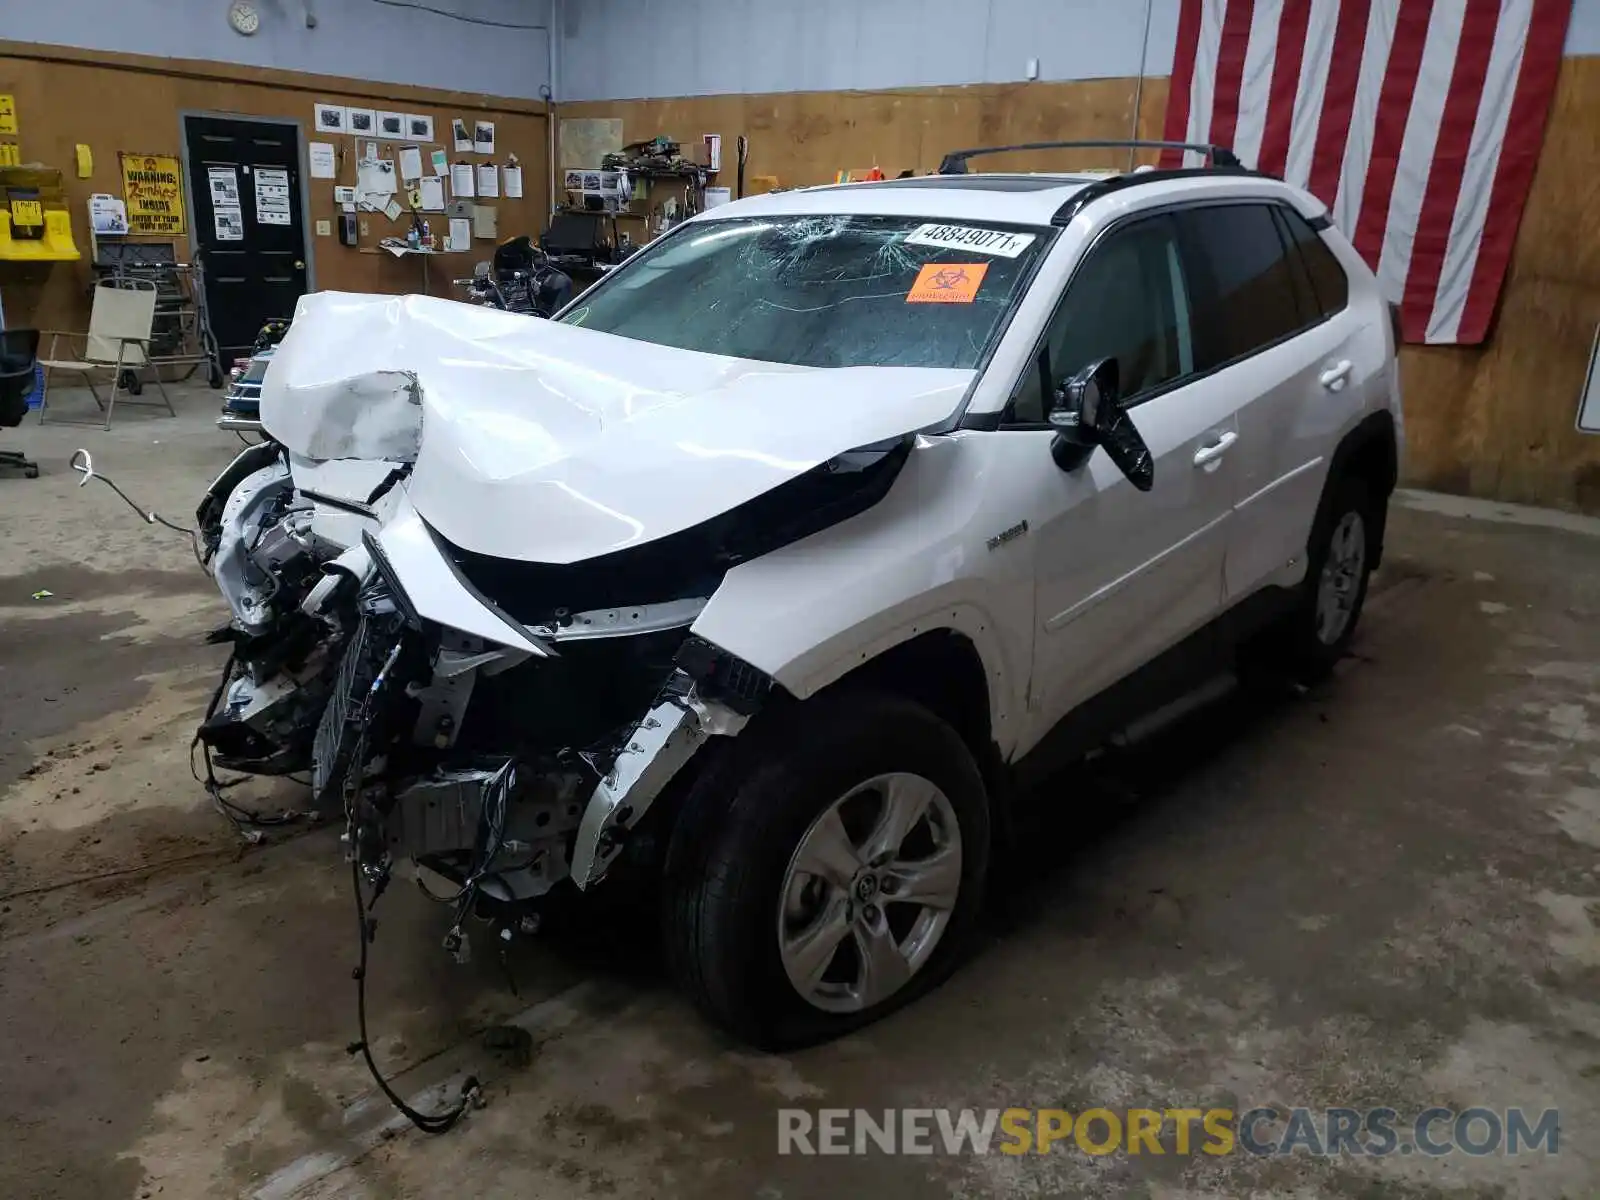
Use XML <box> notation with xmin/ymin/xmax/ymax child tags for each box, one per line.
<box><xmin>178</xmin><ymin>292</ymin><xmax>935</xmax><ymax>955</ymax></box>
<box><xmin>189</xmin><ymin>429</ymin><xmax>906</xmax><ymax>944</ymax></box>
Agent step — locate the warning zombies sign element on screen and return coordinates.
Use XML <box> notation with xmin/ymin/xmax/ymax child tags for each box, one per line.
<box><xmin>119</xmin><ymin>152</ymin><xmax>186</xmax><ymax>235</ymax></box>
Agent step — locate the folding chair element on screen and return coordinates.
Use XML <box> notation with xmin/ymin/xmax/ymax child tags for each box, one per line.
<box><xmin>38</xmin><ymin>279</ymin><xmax>175</xmax><ymax>430</ymax></box>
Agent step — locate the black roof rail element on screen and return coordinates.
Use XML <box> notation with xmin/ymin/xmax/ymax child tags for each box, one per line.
<box><xmin>937</xmin><ymin>140</ymin><xmax>1242</xmax><ymax>175</ymax></box>
<box><xmin>1048</xmin><ymin>163</ymin><xmax>1271</xmax><ymax>225</ymax></box>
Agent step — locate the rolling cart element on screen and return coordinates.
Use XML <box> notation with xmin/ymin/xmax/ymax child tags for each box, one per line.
<box><xmin>88</xmin><ymin>217</ymin><xmax>225</xmax><ymax>391</ymax></box>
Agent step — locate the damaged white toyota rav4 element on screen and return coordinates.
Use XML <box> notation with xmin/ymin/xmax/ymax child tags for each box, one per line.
<box><xmin>187</xmin><ymin>141</ymin><xmax>1402</xmax><ymax>1050</ymax></box>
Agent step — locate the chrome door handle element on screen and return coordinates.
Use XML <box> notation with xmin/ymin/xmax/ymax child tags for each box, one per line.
<box><xmin>1193</xmin><ymin>430</ymin><xmax>1238</xmax><ymax>467</ymax></box>
<box><xmin>1319</xmin><ymin>359</ymin><xmax>1354</xmax><ymax>390</ymax></box>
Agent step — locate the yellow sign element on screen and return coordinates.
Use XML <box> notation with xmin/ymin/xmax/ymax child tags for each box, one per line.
<box><xmin>119</xmin><ymin>151</ymin><xmax>186</xmax><ymax>235</ymax></box>
<box><xmin>10</xmin><ymin>199</ymin><xmax>42</xmax><ymax>228</ymax></box>
<box><xmin>76</xmin><ymin>143</ymin><xmax>93</xmax><ymax>178</ymax></box>
<box><xmin>0</xmin><ymin>95</ymin><xmax>16</xmax><ymax>136</ymax></box>
<box><xmin>0</xmin><ymin>142</ymin><xmax>19</xmax><ymax>168</ymax></box>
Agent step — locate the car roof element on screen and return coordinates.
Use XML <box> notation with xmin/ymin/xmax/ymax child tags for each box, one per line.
<box><xmin>702</xmin><ymin>172</ymin><xmax>1104</xmax><ymax>228</ymax></box>
<box><xmin>689</xmin><ymin>168</ymin><xmax>1309</xmax><ymax>230</ymax></box>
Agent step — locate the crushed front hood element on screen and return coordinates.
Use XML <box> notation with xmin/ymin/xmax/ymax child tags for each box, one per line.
<box><xmin>260</xmin><ymin>292</ymin><xmax>971</xmax><ymax>563</ymax></box>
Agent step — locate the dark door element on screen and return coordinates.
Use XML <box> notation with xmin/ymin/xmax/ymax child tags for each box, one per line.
<box><xmin>184</xmin><ymin>115</ymin><xmax>309</xmax><ymax>371</ymax></box>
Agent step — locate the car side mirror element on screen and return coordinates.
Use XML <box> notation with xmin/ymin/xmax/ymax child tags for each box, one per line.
<box><xmin>1046</xmin><ymin>357</ymin><xmax>1154</xmax><ymax>492</ymax></box>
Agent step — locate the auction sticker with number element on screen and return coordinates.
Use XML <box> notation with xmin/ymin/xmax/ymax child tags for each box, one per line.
<box><xmin>906</xmin><ymin>262</ymin><xmax>989</xmax><ymax>304</ymax></box>
<box><xmin>903</xmin><ymin>224</ymin><xmax>1037</xmax><ymax>258</ymax></box>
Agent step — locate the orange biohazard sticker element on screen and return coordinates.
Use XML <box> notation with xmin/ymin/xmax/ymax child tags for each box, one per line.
<box><xmin>906</xmin><ymin>262</ymin><xmax>989</xmax><ymax>304</ymax></box>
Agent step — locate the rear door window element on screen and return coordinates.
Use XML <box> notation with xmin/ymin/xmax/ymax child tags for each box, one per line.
<box><xmin>1276</xmin><ymin>206</ymin><xmax>1350</xmax><ymax>318</ymax></box>
<box><xmin>1177</xmin><ymin>203</ymin><xmax>1305</xmax><ymax>369</ymax></box>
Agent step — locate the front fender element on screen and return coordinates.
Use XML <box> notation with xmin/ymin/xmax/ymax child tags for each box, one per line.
<box><xmin>689</xmin><ymin>433</ymin><xmax>1037</xmax><ymax>758</ymax></box>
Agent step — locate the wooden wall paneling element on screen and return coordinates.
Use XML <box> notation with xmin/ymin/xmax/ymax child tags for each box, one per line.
<box><xmin>0</xmin><ymin>48</ymin><xmax>549</xmax><ymax>337</ymax></box>
<box><xmin>555</xmin><ymin>77</ymin><xmax>1163</xmax><ymax>193</ymax></box>
<box><xmin>1398</xmin><ymin>54</ymin><xmax>1600</xmax><ymax>510</ymax></box>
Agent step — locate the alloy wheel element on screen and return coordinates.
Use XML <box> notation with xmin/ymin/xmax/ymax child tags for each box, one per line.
<box><xmin>1315</xmin><ymin>510</ymin><xmax>1367</xmax><ymax>645</ymax></box>
<box><xmin>776</xmin><ymin>772</ymin><xmax>963</xmax><ymax>1013</ymax></box>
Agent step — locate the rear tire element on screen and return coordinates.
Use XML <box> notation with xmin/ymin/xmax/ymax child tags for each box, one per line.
<box><xmin>1244</xmin><ymin>474</ymin><xmax>1376</xmax><ymax>686</ymax></box>
<box><xmin>661</xmin><ymin>692</ymin><xmax>991</xmax><ymax>1050</ymax></box>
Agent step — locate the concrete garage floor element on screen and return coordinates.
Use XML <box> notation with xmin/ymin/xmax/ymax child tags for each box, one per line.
<box><xmin>1</xmin><ymin>383</ymin><xmax>1597</xmax><ymax>1200</ymax></box>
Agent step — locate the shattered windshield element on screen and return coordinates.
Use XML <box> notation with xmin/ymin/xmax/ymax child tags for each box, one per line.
<box><xmin>558</xmin><ymin>214</ymin><xmax>1051</xmax><ymax>369</ymax></box>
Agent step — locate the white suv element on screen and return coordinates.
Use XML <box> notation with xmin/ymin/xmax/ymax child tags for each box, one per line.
<box><xmin>202</xmin><ymin>140</ymin><xmax>1401</xmax><ymax>1051</ymax></box>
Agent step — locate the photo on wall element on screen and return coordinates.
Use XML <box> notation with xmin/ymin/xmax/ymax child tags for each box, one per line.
<box><xmin>406</xmin><ymin>114</ymin><xmax>435</xmax><ymax>142</ymax></box>
<box><xmin>377</xmin><ymin>111</ymin><xmax>406</xmax><ymax>139</ymax></box>
<box><xmin>347</xmin><ymin>108</ymin><xmax>376</xmax><ymax>136</ymax></box>
<box><xmin>314</xmin><ymin>102</ymin><xmax>347</xmax><ymax>134</ymax></box>
<box><xmin>473</xmin><ymin>120</ymin><xmax>495</xmax><ymax>155</ymax></box>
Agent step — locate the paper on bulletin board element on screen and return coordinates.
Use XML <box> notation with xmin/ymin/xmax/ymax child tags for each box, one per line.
<box><xmin>76</xmin><ymin>144</ymin><xmax>93</xmax><ymax>178</ymax></box>
<box><xmin>450</xmin><ymin>162</ymin><xmax>475</xmax><ymax>198</ymax></box>
<box><xmin>254</xmin><ymin>166</ymin><xmax>293</xmax><ymax>226</ymax></box>
<box><xmin>119</xmin><ymin>152</ymin><xmax>186</xmax><ymax>235</ymax></box>
<box><xmin>476</xmin><ymin>163</ymin><xmax>499</xmax><ymax>198</ymax></box>
<box><xmin>347</xmin><ymin>108</ymin><xmax>377</xmax><ymax>138</ymax></box>
<box><xmin>418</xmin><ymin>177</ymin><xmax>445</xmax><ymax>211</ymax></box>
<box><xmin>473</xmin><ymin>120</ymin><xmax>495</xmax><ymax>155</ymax></box>
<box><xmin>0</xmin><ymin>94</ymin><xmax>16</xmax><ymax>136</ymax></box>
<box><xmin>398</xmin><ymin>146</ymin><xmax>423</xmax><ymax>182</ymax></box>
<box><xmin>309</xmin><ymin>142</ymin><xmax>337</xmax><ymax>179</ymax></box>
<box><xmin>452</xmin><ymin>119</ymin><xmax>472</xmax><ymax>153</ymax></box>
<box><xmin>377</xmin><ymin>111</ymin><xmax>405</xmax><ymax>139</ymax></box>
<box><xmin>357</xmin><ymin>158</ymin><xmax>396</xmax><ymax>197</ymax></box>
<box><xmin>448</xmin><ymin>217</ymin><xmax>471</xmax><ymax>252</ymax></box>
<box><xmin>0</xmin><ymin>143</ymin><xmax>20</xmax><ymax>168</ymax></box>
<box><xmin>384</xmin><ymin>197</ymin><xmax>403</xmax><ymax>221</ymax></box>
<box><xmin>430</xmin><ymin>148</ymin><xmax>448</xmax><ymax>176</ymax></box>
<box><xmin>502</xmin><ymin>165</ymin><xmax>523</xmax><ymax>198</ymax></box>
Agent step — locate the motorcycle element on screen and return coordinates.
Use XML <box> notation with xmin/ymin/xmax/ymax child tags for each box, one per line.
<box><xmin>452</xmin><ymin>236</ymin><xmax>573</xmax><ymax>317</ymax></box>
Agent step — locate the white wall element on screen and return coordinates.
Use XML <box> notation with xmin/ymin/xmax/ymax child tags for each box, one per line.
<box><xmin>555</xmin><ymin>0</ymin><xmax>1181</xmax><ymax>102</ymax></box>
<box><xmin>7</xmin><ymin>0</ymin><xmax>554</xmax><ymax>100</ymax></box>
<box><xmin>555</xmin><ymin>0</ymin><xmax>1600</xmax><ymax>104</ymax></box>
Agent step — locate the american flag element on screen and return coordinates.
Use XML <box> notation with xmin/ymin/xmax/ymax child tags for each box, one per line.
<box><xmin>1160</xmin><ymin>0</ymin><xmax>1571</xmax><ymax>344</ymax></box>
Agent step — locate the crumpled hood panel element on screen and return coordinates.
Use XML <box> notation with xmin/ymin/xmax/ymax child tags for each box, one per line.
<box><xmin>260</xmin><ymin>292</ymin><xmax>972</xmax><ymax>563</ymax></box>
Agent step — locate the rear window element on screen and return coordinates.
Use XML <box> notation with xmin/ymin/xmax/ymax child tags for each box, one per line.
<box><xmin>1177</xmin><ymin>203</ymin><xmax>1305</xmax><ymax>368</ymax></box>
<box><xmin>559</xmin><ymin>214</ymin><xmax>1050</xmax><ymax>370</ymax></box>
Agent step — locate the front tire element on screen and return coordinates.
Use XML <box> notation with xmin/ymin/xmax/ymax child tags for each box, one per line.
<box><xmin>661</xmin><ymin>692</ymin><xmax>991</xmax><ymax>1050</ymax></box>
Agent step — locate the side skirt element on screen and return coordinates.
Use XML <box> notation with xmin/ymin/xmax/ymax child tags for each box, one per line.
<box><xmin>1011</xmin><ymin>584</ymin><xmax>1298</xmax><ymax>792</ymax></box>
